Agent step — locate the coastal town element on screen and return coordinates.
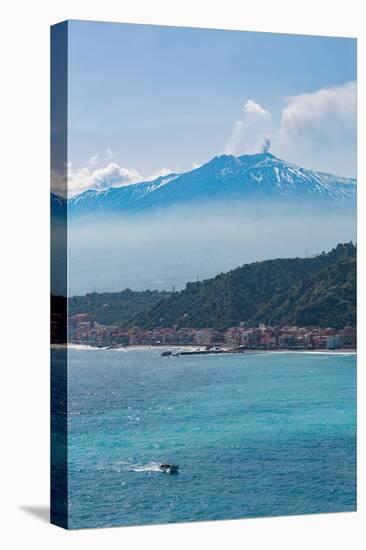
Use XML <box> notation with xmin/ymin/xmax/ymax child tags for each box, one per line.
<box><xmin>68</xmin><ymin>314</ymin><xmax>356</xmax><ymax>351</ymax></box>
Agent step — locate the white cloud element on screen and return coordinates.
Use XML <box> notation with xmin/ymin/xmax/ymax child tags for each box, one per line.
<box><xmin>272</xmin><ymin>81</ymin><xmax>356</xmax><ymax>176</ymax></box>
<box><xmin>224</xmin><ymin>82</ymin><xmax>356</xmax><ymax>177</ymax></box>
<box><xmin>243</xmin><ymin>99</ymin><xmax>269</xmax><ymax>117</ymax></box>
<box><xmin>277</xmin><ymin>81</ymin><xmax>356</xmax><ymax>147</ymax></box>
<box><xmin>68</xmin><ymin>162</ymin><xmax>143</xmax><ymax>196</ymax></box>
<box><xmin>225</xmin><ymin>99</ymin><xmax>273</xmax><ymax>155</ymax></box>
<box><xmin>66</xmin><ymin>159</ymin><xmax>175</xmax><ymax>197</ymax></box>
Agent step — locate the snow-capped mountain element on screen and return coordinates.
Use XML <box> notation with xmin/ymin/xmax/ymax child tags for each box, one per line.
<box><xmin>53</xmin><ymin>153</ymin><xmax>356</xmax><ymax>218</ymax></box>
<box><xmin>67</xmin><ymin>173</ymin><xmax>179</xmax><ymax>216</ymax></box>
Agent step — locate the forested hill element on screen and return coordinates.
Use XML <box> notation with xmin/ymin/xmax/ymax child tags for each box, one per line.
<box><xmin>69</xmin><ymin>289</ymin><xmax>171</xmax><ymax>326</ymax></box>
<box><xmin>130</xmin><ymin>243</ymin><xmax>356</xmax><ymax>330</ymax></box>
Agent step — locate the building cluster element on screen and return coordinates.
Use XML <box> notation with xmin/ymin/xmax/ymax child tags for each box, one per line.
<box><xmin>223</xmin><ymin>323</ymin><xmax>356</xmax><ymax>350</ymax></box>
<box><xmin>69</xmin><ymin>314</ymin><xmax>356</xmax><ymax>350</ymax></box>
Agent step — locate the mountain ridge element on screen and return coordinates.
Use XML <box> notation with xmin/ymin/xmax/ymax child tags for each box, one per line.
<box><xmin>51</xmin><ymin>153</ymin><xmax>356</xmax><ymax>217</ymax></box>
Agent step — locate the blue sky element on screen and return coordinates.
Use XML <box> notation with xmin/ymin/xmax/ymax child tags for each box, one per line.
<box><xmin>67</xmin><ymin>20</ymin><xmax>356</xmax><ymax>195</ymax></box>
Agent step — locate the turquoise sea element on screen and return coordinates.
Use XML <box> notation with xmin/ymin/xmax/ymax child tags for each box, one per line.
<box><xmin>62</xmin><ymin>348</ymin><xmax>356</xmax><ymax>529</ymax></box>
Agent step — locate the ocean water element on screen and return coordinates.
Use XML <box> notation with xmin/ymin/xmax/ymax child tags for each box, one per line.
<box><xmin>62</xmin><ymin>348</ymin><xmax>356</xmax><ymax>529</ymax></box>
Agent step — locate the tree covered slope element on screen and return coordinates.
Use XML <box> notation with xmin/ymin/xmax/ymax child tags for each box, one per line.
<box><xmin>130</xmin><ymin>243</ymin><xmax>356</xmax><ymax>330</ymax></box>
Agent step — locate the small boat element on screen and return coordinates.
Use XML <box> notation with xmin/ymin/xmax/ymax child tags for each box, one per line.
<box><xmin>159</xmin><ymin>463</ymin><xmax>179</xmax><ymax>474</ymax></box>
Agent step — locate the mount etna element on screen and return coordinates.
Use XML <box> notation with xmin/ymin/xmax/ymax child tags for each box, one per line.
<box><xmin>52</xmin><ymin>152</ymin><xmax>356</xmax><ymax>218</ymax></box>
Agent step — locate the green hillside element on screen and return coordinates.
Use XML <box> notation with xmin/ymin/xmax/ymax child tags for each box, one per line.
<box><xmin>69</xmin><ymin>289</ymin><xmax>171</xmax><ymax>326</ymax></box>
<box><xmin>130</xmin><ymin>243</ymin><xmax>356</xmax><ymax>330</ymax></box>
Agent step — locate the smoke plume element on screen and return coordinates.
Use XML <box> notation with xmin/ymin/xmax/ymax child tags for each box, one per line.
<box><xmin>262</xmin><ymin>138</ymin><xmax>271</xmax><ymax>153</ymax></box>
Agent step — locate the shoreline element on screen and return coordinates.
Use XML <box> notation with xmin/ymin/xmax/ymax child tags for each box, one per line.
<box><xmin>53</xmin><ymin>343</ymin><xmax>356</xmax><ymax>355</ymax></box>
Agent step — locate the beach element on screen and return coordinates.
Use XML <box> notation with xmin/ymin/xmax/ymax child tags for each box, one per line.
<box><xmin>57</xmin><ymin>342</ymin><xmax>356</xmax><ymax>355</ymax></box>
